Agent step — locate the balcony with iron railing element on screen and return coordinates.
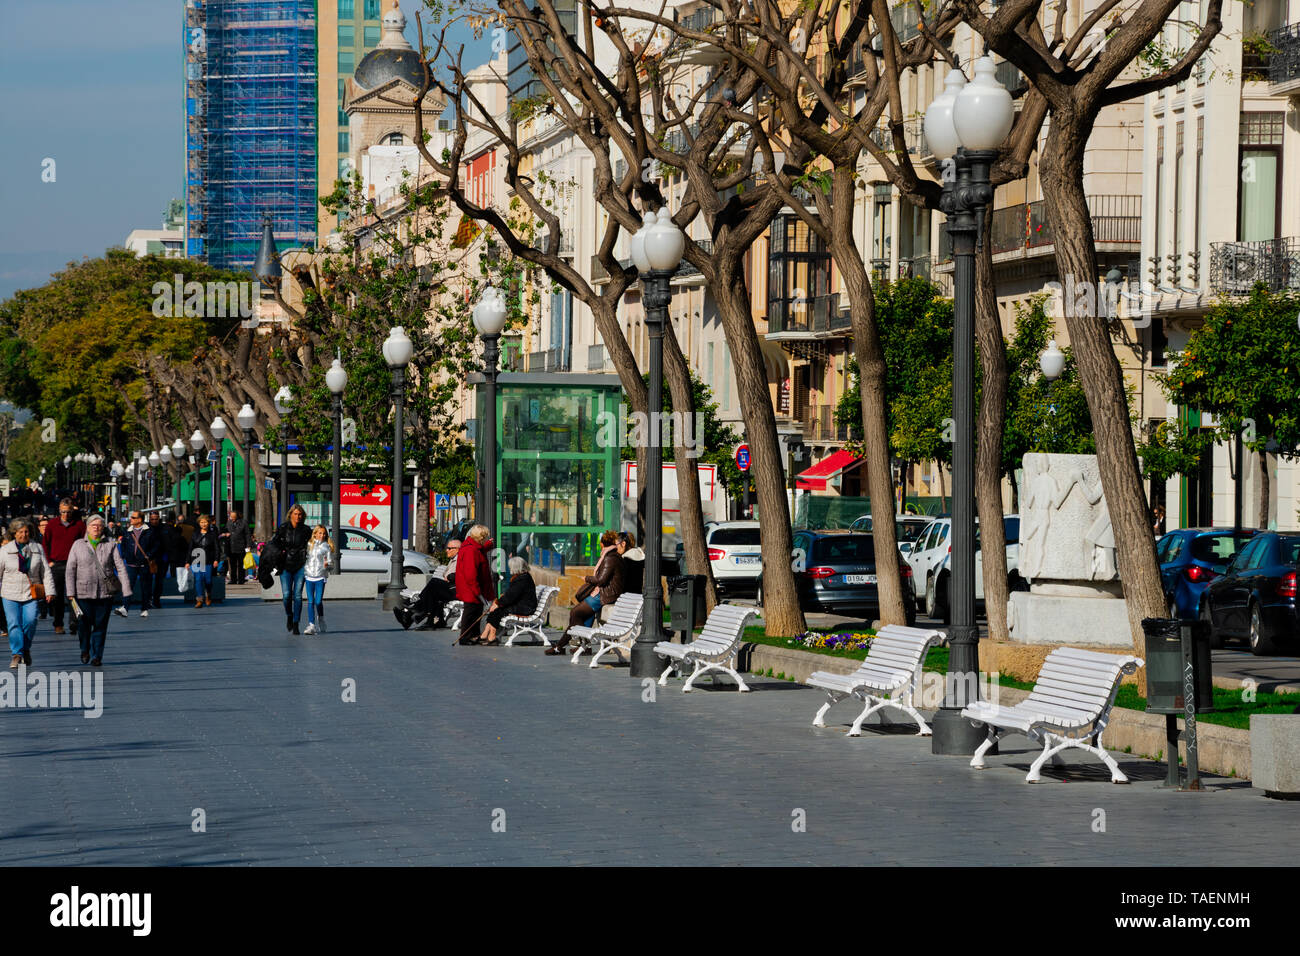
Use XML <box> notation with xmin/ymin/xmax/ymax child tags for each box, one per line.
<box><xmin>767</xmin><ymin>293</ymin><xmax>847</xmax><ymax>337</ymax></box>
<box><xmin>798</xmin><ymin>403</ymin><xmax>850</xmax><ymax>443</ymax></box>
<box><xmin>980</xmin><ymin>195</ymin><xmax>1140</xmax><ymax>260</ymax></box>
<box><xmin>526</xmin><ymin>347</ymin><xmax>568</xmax><ymax>372</ymax></box>
<box><xmin>587</xmin><ymin>343</ymin><xmax>608</xmax><ymax>371</ymax></box>
<box><xmin>1210</xmin><ymin>238</ymin><xmax>1300</xmax><ymax>294</ymax></box>
<box><xmin>1268</xmin><ymin>23</ymin><xmax>1300</xmax><ymax>91</ymax></box>
<box><xmin>673</xmin><ymin>238</ymin><xmax>714</xmax><ymax>279</ymax></box>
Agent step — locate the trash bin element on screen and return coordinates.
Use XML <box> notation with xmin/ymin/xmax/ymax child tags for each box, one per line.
<box><xmin>1142</xmin><ymin>618</ymin><xmax>1214</xmax><ymax>715</ymax></box>
<box><xmin>668</xmin><ymin>574</ymin><xmax>707</xmax><ymax>640</ymax></box>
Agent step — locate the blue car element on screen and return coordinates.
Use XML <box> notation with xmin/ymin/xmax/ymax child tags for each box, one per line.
<box><xmin>1157</xmin><ymin>528</ymin><xmax>1257</xmax><ymax>620</ymax></box>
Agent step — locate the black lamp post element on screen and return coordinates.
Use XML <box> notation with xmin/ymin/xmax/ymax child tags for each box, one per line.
<box><xmin>472</xmin><ymin>289</ymin><xmax>508</xmax><ymax>549</ymax></box>
<box><xmin>171</xmin><ymin>438</ymin><xmax>186</xmax><ymax>514</ymax></box>
<box><xmin>209</xmin><ymin>416</ymin><xmax>227</xmax><ymax>518</ymax></box>
<box><xmin>324</xmin><ymin>360</ymin><xmax>348</xmax><ymax>575</ymax></box>
<box><xmin>628</xmin><ymin>208</ymin><xmax>686</xmax><ymax>678</ymax></box>
<box><xmin>274</xmin><ymin>387</ymin><xmax>292</xmax><ymax>526</ymax></box>
<box><xmin>110</xmin><ymin>460</ymin><xmax>125</xmax><ymax>520</ymax></box>
<box><xmin>381</xmin><ymin>327</ymin><xmax>413</xmax><ymax>611</ymax></box>
<box><xmin>149</xmin><ymin>451</ymin><xmax>161</xmax><ymax>509</ymax></box>
<box><xmin>188</xmin><ymin>432</ymin><xmax>204</xmax><ymax>519</ymax></box>
<box><xmin>236</xmin><ymin>405</ymin><xmax>257</xmax><ymax>540</ymax></box>
<box><xmin>924</xmin><ymin>56</ymin><xmax>1014</xmax><ymax>755</ymax></box>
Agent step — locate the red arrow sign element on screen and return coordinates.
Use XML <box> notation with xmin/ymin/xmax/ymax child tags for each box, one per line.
<box><xmin>341</xmin><ymin>483</ymin><xmax>392</xmax><ymax>507</ymax></box>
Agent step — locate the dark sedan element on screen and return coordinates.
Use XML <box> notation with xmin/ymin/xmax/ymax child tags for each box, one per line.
<box><xmin>1200</xmin><ymin>532</ymin><xmax>1300</xmax><ymax>655</ymax></box>
<box><xmin>1157</xmin><ymin>528</ymin><xmax>1257</xmax><ymax>619</ymax></box>
<box><xmin>757</xmin><ymin>530</ymin><xmax>915</xmax><ymax>625</ymax></box>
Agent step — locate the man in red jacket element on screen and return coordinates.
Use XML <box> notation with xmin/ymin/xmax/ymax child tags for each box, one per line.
<box><xmin>44</xmin><ymin>498</ymin><xmax>86</xmax><ymax>634</ymax></box>
<box><xmin>454</xmin><ymin>525</ymin><xmax>497</xmax><ymax>645</ymax></box>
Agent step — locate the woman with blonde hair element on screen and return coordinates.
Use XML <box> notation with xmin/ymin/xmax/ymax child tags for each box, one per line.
<box><xmin>271</xmin><ymin>503</ymin><xmax>312</xmax><ymax>634</ymax></box>
<box><xmin>0</xmin><ymin>517</ymin><xmax>56</xmax><ymax>668</ymax></box>
<box><xmin>453</xmin><ymin>523</ymin><xmax>496</xmax><ymax>644</ymax></box>
<box><xmin>302</xmin><ymin>525</ymin><xmax>333</xmax><ymax>635</ymax></box>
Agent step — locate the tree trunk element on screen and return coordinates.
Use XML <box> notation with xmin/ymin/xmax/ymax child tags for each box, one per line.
<box><xmin>975</xmin><ymin>205</ymin><xmax>1011</xmax><ymax>641</ymax></box>
<box><xmin>1040</xmin><ymin>122</ymin><xmax>1164</xmax><ymax>688</ymax></box>
<box><xmin>827</xmin><ymin>167</ymin><xmax>906</xmax><ymax>625</ymax></box>
<box><xmin>414</xmin><ymin>472</ymin><xmax>430</xmax><ymax>553</ymax></box>
<box><xmin>713</xmin><ymin>276</ymin><xmax>805</xmax><ymax>636</ymax></box>
<box><xmin>665</xmin><ymin>327</ymin><xmax>719</xmax><ymax>611</ymax></box>
<box><xmin>1258</xmin><ymin>449</ymin><xmax>1270</xmax><ymax>529</ymax></box>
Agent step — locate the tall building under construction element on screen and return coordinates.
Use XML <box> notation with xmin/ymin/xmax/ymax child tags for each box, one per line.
<box><xmin>185</xmin><ymin>0</ymin><xmax>319</xmax><ymax>269</ymax></box>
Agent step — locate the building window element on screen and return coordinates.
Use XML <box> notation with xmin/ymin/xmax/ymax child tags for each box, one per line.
<box><xmin>364</xmin><ymin>0</ymin><xmax>381</xmax><ymax>18</ymax></box>
<box><xmin>384</xmin><ymin>132</ymin><xmax>404</xmax><ymax>145</ymax></box>
<box><xmin>339</xmin><ymin>50</ymin><xmax>355</xmax><ymax>73</ymax></box>
<box><xmin>1194</xmin><ymin>115</ymin><xmax>1204</xmax><ymax>263</ymax></box>
<box><xmin>1238</xmin><ymin>112</ymin><xmax>1284</xmax><ymax>241</ymax></box>
<box><xmin>338</xmin><ymin>109</ymin><xmax>349</xmax><ymax>127</ymax></box>
<box><xmin>338</xmin><ymin>132</ymin><xmax>350</xmax><ymax>152</ymax></box>
<box><xmin>338</xmin><ymin>24</ymin><xmax>355</xmax><ymax>47</ymax></box>
<box><xmin>1153</xmin><ymin>128</ymin><xmax>1163</xmax><ymax>281</ymax></box>
<box><xmin>767</xmin><ymin>214</ymin><xmax>832</xmax><ymax>334</ymax></box>
<box><xmin>364</xmin><ymin>25</ymin><xmax>381</xmax><ymax>47</ymax></box>
<box><xmin>1174</xmin><ymin>121</ymin><xmax>1184</xmax><ymax>278</ymax></box>
<box><xmin>339</xmin><ymin>0</ymin><xmax>354</xmax><ymax>18</ymax></box>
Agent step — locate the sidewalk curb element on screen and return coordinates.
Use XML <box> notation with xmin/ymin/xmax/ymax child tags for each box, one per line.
<box><xmin>741</xmin><ymin>641</ymin><xmax>1254</xmax><ymax>781</ymax></box>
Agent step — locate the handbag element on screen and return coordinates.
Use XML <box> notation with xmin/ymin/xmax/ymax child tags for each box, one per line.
<box><xmin>92</xmin><ymin>545</ymin><xmax>122</xmax><ymax>596</ymax></box>
<box><xmin>573</xmin><ymin>581</ymin><xmax>595</xmax><ymax>603</ymax></box>
<box><xmin>19</xmin><ymin>546</ymin><xmax>45</xmax><ymax>601</ymax></box>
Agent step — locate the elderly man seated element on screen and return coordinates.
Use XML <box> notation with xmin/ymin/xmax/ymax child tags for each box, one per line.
<box><xmin>394</xmin><ymin>538</ymin><xmax>460</xmax><ymax>630</ymax></box>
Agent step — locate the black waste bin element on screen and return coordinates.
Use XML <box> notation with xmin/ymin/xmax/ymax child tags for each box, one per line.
<box><xmin>668</xmin><ymin>574</ymin><xmax>707</xmax><ymax>641</ymax></box>
<box><xmin>1142</xmin><ymin>617</ymin><xmax>1214</xmax><ymax>715</ymax></box>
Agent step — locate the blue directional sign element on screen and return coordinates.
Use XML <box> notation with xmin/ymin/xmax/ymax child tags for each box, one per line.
<box><xmin>206</xmin><ymin>450</ymin><xmax>220</xmax><ymax>462</ymax></box>
<box><xmin>735</xmin><ymin>444</ymin><xmax>751</xmax><ymax>472</ymax></box>
<box><xmin>434</xmin><ymin>493</ymin><xmax>451</xmax><ymax>511</ymax></box>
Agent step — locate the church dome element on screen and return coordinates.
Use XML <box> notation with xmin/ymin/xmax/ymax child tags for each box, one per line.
<box><xmin>352</xmin><ymin>0</ymin><xmax>426</xmax><ymax>91</ymax></box>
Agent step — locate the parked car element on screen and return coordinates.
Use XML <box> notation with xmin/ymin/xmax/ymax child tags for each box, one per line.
<box><xmin>339</xmin><ymin>527</ymin><xmax>438</xmax><ymax>586</ymax></box>
<box><xmin>1157</xmin><ymin>528</ymin><xmax>1257</xmax><ymax>620</ymax></box>
<box><xmin>1199</xmin><ymin>531</ymin><xmax>1300</xmax><ymax>655</ymax></box>
<box><xmin>757</xmin><ymin>530</ymin><xmax>915</xmax><ymax>625</ymax></box>
<box><xmin>923</xmin><ymin>516</ymin><xmax>1024</xmax><ymax>623</ymax></box>
<box><xmin>905</xmin><ymin>518</ymin><xmax>951</xmax><ymax>610</ymax></box>
<box><xmin>848</xmin><ymin>514</ymin><xmax>934</xmax><ymax>555</ymax></box>
<box><xmin>687</xmin><ymin>520</ymin><xmax>762</xmax><ymax>598</ymax></box>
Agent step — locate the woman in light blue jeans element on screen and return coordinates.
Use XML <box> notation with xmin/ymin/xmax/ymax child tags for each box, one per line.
<box><xmin>302</xmin><ymin>526</ymin><xmax>332</xmax><ymax>635</ymax></box>
<box><xmin>0</xmin><ymin>519</ymin><xmax>56</xmax><ymax>668</ymax></box>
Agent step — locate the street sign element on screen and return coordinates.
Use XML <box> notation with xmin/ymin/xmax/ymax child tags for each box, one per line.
<box><xmin>341</xmin><ymin>483</ymin><xmax>391</xmax><ymax>507</ymax></box>
<box><xmin>264</xmin><ymin>478</ymin><xmax>274</xmax><ymax>490</ymax></box>
<box><xmin>434</xmin><ymin>493</ymin><xmax>451</xmax><ymax>511</ymax></box>
<box><xmin>206</xmin><ymin>450</ymin><xmax>219</xmax><ymax>462</ymax></box>
<box><xmin>735</xmin><ymin>443</ymin><xmax>751</xmax><ymax>472</ymax></box>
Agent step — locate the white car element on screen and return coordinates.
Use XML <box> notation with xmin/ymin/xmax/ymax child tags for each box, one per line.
<box><xmin>338</xmin><ymin>527</ymin><xmax>438</xmax><ymax>586</ymax></box>
<box><xmin>921</xmin><ymin>516</ymin><xmax>1025</xmax><ymax>622</ymax></box>
<box><xmin>703</xmin><ymin>521</ymin><xmax>763</xmax><ymax>598</ymax></box>
<box><xmin>906</xmin><ymin>518</ymin><xmax>952</xmax><ymax>609</ymax></box>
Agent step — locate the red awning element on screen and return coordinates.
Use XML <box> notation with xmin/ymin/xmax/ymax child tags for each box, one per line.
<box><xmin>796</xmin><ymin>449</ymin><xmax>862</xmax><ymax>491</ymax></box>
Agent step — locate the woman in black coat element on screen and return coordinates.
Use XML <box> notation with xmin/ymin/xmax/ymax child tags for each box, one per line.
<box><xmin>190</xmin><ymin>515</ymin><xmax>221</xmax><ymax>608</ymax></box>
<box><xmin>271</xmin><ymin>504</ymin><xmax>312</xmax><ymax>634</ymax></box>
<box><xmin>478</xmin><ymin>556</ymin><xmax>537</xmax><ymax>646</ymax></box>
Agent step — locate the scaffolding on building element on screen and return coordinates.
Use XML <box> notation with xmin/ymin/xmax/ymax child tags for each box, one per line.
<box><xmin>185</xmin><ymin>0</ymin><xmax>318</xmax><ymax>270</ymax></box>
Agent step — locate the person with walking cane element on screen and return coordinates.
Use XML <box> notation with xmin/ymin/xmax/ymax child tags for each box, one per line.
<box><xmin>454</xmin><ymin>524</ymin><xmax>496</xmax><ymax>645</ymax></box>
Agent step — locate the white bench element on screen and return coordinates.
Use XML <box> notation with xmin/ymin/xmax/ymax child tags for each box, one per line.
<box><xmin>569</xmin><ymin>593</ymin><xmax>645</xmax><ymax>667</ymax></box>
<box><xmin>502</xmin><ymin>586</ymin><xmax>560</xmax><ymax>646</ymax></box>
<box><xmin>445</xmin><ymin>600</ymin><xmax>465</xmax><ymax>632</ymax></box>
<box><xmin>808</xmin><ymin>625</ymin><xmax>946</xmax><ymax>736</ymax></box>
<box><xmin>962</xmin><ymin>646</ymin><xmax>1144</xmax><ymax>783</ymax></box>
<box><xmin>655</xmin><ymin>603</ymin><xmax>758</xmax><ymax>692</ymax></box>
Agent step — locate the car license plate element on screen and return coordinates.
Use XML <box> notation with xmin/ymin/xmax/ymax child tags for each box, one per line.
<box><xmin>735</xmin><ymin>555</ymin><xmax>761</xmax><ymax>565</ymax></box>
<box><xmin>844</xmin><ymin>574</ymin><xmax>876</xmax><ymax>585</ymax></box>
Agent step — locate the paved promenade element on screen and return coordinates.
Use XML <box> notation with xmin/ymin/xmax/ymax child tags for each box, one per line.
<box><xmin>3</xmin><ymin>593</ymin><xmax>1297</xmax><ymax>866</ymax></box>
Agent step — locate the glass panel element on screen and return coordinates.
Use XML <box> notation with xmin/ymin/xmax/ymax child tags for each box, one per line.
<box><xmin>339</xmin><ymin>0</ymin><xmax>355</xmax><ymax>18</ymax></box>
<box><xmin>339</xmin><ymin>24</ymin><xmax>355</xmax><ymax>47</ymax></box>
<box><xmin>343</xmin><ymin>530</ymin><xmax>382</xmax><ymax>552</ymax></box>
<box><xmin>501</xmin><ymin>389</ymin><xmax>603</xmax><ymax>452</ymax></box>
<box><xmin>364</xmin><ymin>0</ymin><xmax>381</xmax><ymax>18</ymax></box>
<box><xmin>814</xmin><ymin>535</ymin><xmax>876</xmax><ymax>563</ymax></box>
<box><xmin>500</xmin><ymin>457</ymin><xmax>605</xmax><ymax>528</ymax></box>
<box><xmin>1191</xmin><ymin>533</ymin><xmax>1252</xmax><ymax>564</ymax></box>
<box><xmin>1239</xmin><ymin>150</ymin><xmax>1278</xmax><ymax>241</ymax></box>
<box><xmin>364</xmin><ymin>25</ymin><xmax>381</xmax><ymax>47</ymax></box>
<box><xmin>711</xmin><ymin>527</ymin><xmax>761</xmax><ymax>546</ymax></box>
<box><xmin>1282</xmin><ymin>537</ymin><xmax>1300</xmax><ymax>563</ymax></box>
<box><xmin>338</xmin><ymin>50</ymin><xmax>355</xmax><ymax>73</ymax></box>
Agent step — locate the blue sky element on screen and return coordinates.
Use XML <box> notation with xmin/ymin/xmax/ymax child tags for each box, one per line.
<box><xmin>0</xmin><ymin>0</ymin><xmax>482</xmax><ymax>302</ymax></box>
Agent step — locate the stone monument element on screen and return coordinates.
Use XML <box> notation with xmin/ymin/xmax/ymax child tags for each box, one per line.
<box><xmin>1007</xmin><ymin>452</ymin><xmax>1132</xmax><ymax>646</ymax></box>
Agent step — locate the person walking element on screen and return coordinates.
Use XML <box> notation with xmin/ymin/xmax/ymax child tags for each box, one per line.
<box><xmin>66</xmin><ymin>515</ymin><xmax>130</xmax><ymax>666</ymax></box>
<box><xmin>546</xmin><ymin>530</ymin><xmax>623</xmax><ymax>656</ymax></box>
<box><xmin>477</xmin><ymin>556</ymin><xmax>537</xmax><ymax>646</ymax></box>
<box><xmin>0</xmin><ymin>518</ymin><xmax>56</xmax><ymax>668</ymax></box>
<box><xmin>271</xmin><ymin>504</ymin><xmax>311</xmax><ymax>634</ymax></box>
<box><xmin>302</xmin><ymin>526</ymin><xmax>333</xmax><ymax>635</ymax></box>
<box><xmin>147</xmin><ymin>512</ymin><xmax>167</xmax><ymax>608</ymax></box>
<box><xmin>43</xmin><ymin>498</ymin><xmax>85</xmax><ymax>635</ymax></box>
<box><xmin>116</xmin><ymin>510</ymin><xmax>160</xmax><ymax>619</ymax></box>
<box><xmin>190</xmin><ymin>514</ymin><xmax>220</xmax><ymax>608</ymax></box>
<box><xmin>454</xmin><ymin>525</ymin><xmax>496</xmax><ymax>645</ymax></box>
<box><xmin>222</xmin><ymin>509</ymin><xmax>250</xmax><ymax>585</ymax></box>
<box><xmin>165</xmin><ymin>512</ymin><xmax>190</xmax><ymax>604</ymax></box>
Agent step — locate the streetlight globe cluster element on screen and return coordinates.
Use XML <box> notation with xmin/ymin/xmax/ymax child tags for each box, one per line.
<box><xmin>1040</xmin><ymin>340</ymin><xmax>1066</xmax><ymax>380</ymax></box>
<box><xmin>630</xmin><ymin>208</ymin><xmax>686</xmax><ymax>273</ymax></box>
<box><xmin>382</xmin><ymin>326</ymin><xmax>413</xmax><ymax>370</ymax></box>
<box><xmin>471</xmin><ymin>288</ymin><xmax>508</xmax><ymax>338</ymax></box>
<box><xmin>923</xmin><ymin>56</ymin><xmax>1015</xmax><ymax>160</ymax></box>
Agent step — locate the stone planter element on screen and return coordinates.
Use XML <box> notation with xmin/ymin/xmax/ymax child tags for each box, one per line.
<box><xmin>1250</xmin><ymin>715</ymin><xmax>1300</xmax><ymax>798</ymax></box>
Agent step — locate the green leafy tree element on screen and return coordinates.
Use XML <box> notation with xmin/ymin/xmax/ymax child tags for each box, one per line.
<box><xmin>1003</xmin><ymin>297</ymin><xmax>1094</xmax><ymax>468</ymax></box>
<box><xmin>1159</xmin><ymin>284</ymin><xmax>1300</xmax><ymax>526</ymax></box>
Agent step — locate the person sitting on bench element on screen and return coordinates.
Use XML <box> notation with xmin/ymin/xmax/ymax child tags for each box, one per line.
<box><xmin>395</xmin><ymin>538</ymin><xmax>459</xmax><ymax>630</ymax></box>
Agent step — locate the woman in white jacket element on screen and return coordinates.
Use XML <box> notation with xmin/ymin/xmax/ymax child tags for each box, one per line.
<box><xmin>0</xmin><ymin>518</ymin><xmax>57</xmax><ymax>669</ymax></box>
<box><xmin>302</xmin><ymin>526</ymin><xmax>333</xmax><ymax>636</ymax></box>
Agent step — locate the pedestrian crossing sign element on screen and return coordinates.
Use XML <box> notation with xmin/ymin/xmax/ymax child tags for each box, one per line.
<box><xmin>434</xmin><ymin>493</ymin><xmax>451</xmax><ymax>511</ymax></box>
